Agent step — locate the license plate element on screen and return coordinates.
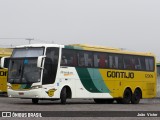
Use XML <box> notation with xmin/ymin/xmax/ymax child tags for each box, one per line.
<box><xmin>19</xmin><ymin>92</ymin><xmax>24</xmax><ymax>95</ymax></box>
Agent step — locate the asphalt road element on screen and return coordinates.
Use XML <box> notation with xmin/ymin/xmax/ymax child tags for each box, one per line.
<box><xmin>0</xmin><ymin>96</ymin><xmax>160</xmax><ymax>120</ymax></box>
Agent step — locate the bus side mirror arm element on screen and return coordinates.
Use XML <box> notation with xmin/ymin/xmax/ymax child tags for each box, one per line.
<box><xmin>0</xmin><ymin>56</ymin><xmax>10</xmax><ymax>69</ymax></box>
<box><xmin>37</xmin><ymin>56</ymin><xmax>46</xmax><ymax>69</ymax></box>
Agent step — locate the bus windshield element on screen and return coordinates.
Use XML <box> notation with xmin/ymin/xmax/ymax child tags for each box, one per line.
<box><xmin>8</xmin><ymin>58</ymin><xmax>41</xmax><ymax>84</ymax></box>
<box><xmin>8</xmin><ymin>47</ymin><xmax>44</xmax><ymax>84</ymax></box>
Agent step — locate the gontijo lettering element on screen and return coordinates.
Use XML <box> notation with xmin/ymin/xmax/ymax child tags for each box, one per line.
<box><xmin>107</xmin><ymin>71</ymin><xmax>134</xmax><ymax>79</ymax></box>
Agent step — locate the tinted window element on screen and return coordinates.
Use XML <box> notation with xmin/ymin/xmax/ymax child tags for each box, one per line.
<box><xmin>145</xmin><ymin>57</ymin><xmax>154</xmax><ymax>71</ymax></box>
<box><xmin>61</xmin><ymin>49</ymin><xmax>77</xmax><ymax>66</ymax></box>
<box><xmin>78</xmin><ymin>51</ymin><xmax>93</xmax><ymax>67</ymax></box>
<box><xmin>123</xmin><ymin>55</ymin><xmax>154</xmax><ymax>71</ymax></box>
<box><xmin>133</xmin><ymin>56</ymin><xmax>145</xmax><ymax>70</ymax></box>
<box><xmin>109</xmin><ymin>54</ymin><xmax>123</xmax><ymax>69</ymax></box>
<box><xmin>59</xmin><ymin>48</ymin><xmax>155</xmax><ymax>72</ymax></box>
<box><xmin>124</xmin><ymin>56</ymin><xmax>143</xmax><ymax>70</ymax></box>
<box><xmin>42</xmin><ymin>47</ymin><xmax>59</xmax><ymax>85</ymax></box>
<box><xmin>94</xmin><ymin>53</ymin><xmax>108</xmax><ymax>68</ymax></box>
<box><xmin>124</xmin><ymin>55</ymin><xmax>135</xmax><ymax>70</ymax></box>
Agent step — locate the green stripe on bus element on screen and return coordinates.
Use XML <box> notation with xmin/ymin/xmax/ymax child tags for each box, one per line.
<box><xmin>76</xmin><ymin>68</ymin><xmax>101</xmax><ymax>93</ymax></box>
<box><xmin>87</xmin><ymin>68</ymin><xmax>110</xmax><ymax>93</ymax></box>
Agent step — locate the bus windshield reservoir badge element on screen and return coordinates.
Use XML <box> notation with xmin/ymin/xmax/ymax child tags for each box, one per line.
<box><xmin>60</xmin><ymin>71</ymin><xmax>74</xmax><ymax>76</ymax></box>
<box><xmin>46</xmin><ymin>89</ymin><xmax>57</xmax><ymax>97</ymax></box>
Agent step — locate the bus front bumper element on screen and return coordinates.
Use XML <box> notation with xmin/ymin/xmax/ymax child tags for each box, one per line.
<box><xmin>7</xmin><ymin>89</ymin><xmax>43</xmax><ymax>98</ymax></box>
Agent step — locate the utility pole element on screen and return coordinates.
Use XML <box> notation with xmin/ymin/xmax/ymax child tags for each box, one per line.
<box><xmin>25</xmin><ymin>38</ymin><xmax>34</xmax><ymax>44</ymax></box>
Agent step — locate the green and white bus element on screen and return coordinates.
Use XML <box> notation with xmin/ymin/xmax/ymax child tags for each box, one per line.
<box><xmin>1</xmin><ymin>44</ymin><xmax>156</xmax><ymax>104</ymax></box>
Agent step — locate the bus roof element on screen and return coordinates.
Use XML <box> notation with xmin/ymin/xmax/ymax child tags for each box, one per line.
<box><xmin>0</xmin><ymin>48</ymin><xmax>12</xmax><ymax>57</ymax></box>
<box><xmin>66</xmin><ymin>44</ymin><xmax>155</xmax><ymax>56</ymax></box>
<box><xmin>16</xmin><ymin>44</ymin><xmax>63</xmax><ymax>48</ymax></box>
<box><xmin>15</xmin><ymin>43</ymin><xmax>155</xmax><ymax>57</ymax></box>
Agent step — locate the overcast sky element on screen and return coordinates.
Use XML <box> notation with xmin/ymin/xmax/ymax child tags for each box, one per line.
<box><xmin>0</xmin><ymin>0</ymin><xmax>160</xmax><ymax>60</ymax></box>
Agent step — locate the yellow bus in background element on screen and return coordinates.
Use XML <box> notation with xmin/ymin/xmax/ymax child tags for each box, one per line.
<box><xmin>0</xmin><ymin>48</ymin><xmax>12</xmax><ymax>94</ymax></box>
<box><xmin>156</xmin><ymin>62</ymin><xmax>160</xmax><ymax>97</ymax></box>
<box><xmin>157</xmin><ymin>62</ymin><xmax>160</xmax><ymax>76</ymax></box>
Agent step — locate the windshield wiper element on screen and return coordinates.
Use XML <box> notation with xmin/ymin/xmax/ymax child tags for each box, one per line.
<box><xmin>18</xmin><ymin>65</ymin><xmax>22</xmax><ymax>75</ymax></box>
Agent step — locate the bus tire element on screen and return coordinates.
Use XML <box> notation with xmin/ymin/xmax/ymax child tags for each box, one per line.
<box><xmin>32</xmin><ymin>98</ymin><xmax>39</xmax><ymax>104</ymax></box>
<box><xmin>131</xmin><ymin>88</ymin><xmax>142</xmax><ymax>104</ymax></box>
<box><xmin>121</xmin><ymin>88</ymin><xmax>132</xmax><ymax>104</ymax></box>
<box><xmin>60</xmin><ymin>87</ymin><xmax>67</xmax><ymax>104</ymax></box>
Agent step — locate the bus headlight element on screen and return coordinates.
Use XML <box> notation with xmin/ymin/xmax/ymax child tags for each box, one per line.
<box><xmin>7</xmin><ymin>85</ymin><xmax>12</xmax><ymax>89</ymax></box>
<box><xmin>31</xmin><ymin>85</ymin><xmax>42</xmax><ymax>89</ymax></box>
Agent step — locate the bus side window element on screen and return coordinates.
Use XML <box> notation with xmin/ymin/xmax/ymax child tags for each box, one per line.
<box><xmin>99</xmin><ymin>53</ymin><xmax>108</xmax><ymax>68</ymax></box>
<box><xmin>77</xmin><ymin>51</ymin><xmax>93</xmax><ymax>67</ymax></box>
<box><xmin>117</xmin><ymin>55</ymin><xmax>123</xmax><ymax>69</ymax></box>
<box><xmin>109</xmin><ymin>55</ymin><xmax>113</xmax><ymax>68</ymax></box>
<box><xmin>130</xmin><ymin>58</ymin><xmax>136</xmax><ymax>69</ymax></box>
<box><xmin>61</xmin><ymin>49</ymin><xmax>77</xmax><ymax>66</ymax></box>
<box><xmin>94</xmin><ymin>53</ymin><xmax>99</xmax><ymax>67</ymax></box>
<box><xmin>134</xmin><ymin>57</ymin><xmax>142</xmax><ymax>70</ymax></box>
<box><xmin>124</xmin><ymin>55</ymin><xmax>134</xmax><ymax>70</ymax></box>
<box><xmin>61</xmin><ymin>56</ymin><xmax>68</xmax><ymax>65</ymax></box>
<box><xmin>145</xmin><ymin>57</ymin><xmax>154</xmax><ymax>71</ymax></box>
<box><xmin>85</xmin><ymin>52</ymin><xmax>93</xmax><ymax>67</ymax></box>
<box><xmin>99</xmin><ymin>54</ymin><xmax>106</xmax><ymax>68</ymax></box>
<box><xmin>140</xmin><ymin>57</ymin><xmax>146</xmax><ymax>70</ymax></box>
<box><xmin>109</xmin><ymin>54</ymin><xmax>122</xmax><ymax>69</ymax></box>
<box><xmin>78</xmin><ymin>52</ymin><xmax>85</xmax><ymax>67</ymax></box>
<box><xmin>79</xmin><ymin>57</ymin><xmax>85</xmax><ymax>66</ymax></box>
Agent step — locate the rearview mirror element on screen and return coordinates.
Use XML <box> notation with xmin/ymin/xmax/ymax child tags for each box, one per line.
<box><xmin>0</xmin><ymin>57</ymin><xmax>10</xmax><ymax>69</ymax></box>
<box><xmin>37</xmin><ymin>56</ymin><xmax>46</xmax><ymax>68</ymax></box>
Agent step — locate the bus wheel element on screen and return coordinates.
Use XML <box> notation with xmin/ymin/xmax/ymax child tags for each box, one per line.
<box><xmin>60</xmin><ymin>87</ymin><xmax>67</xmax><ymax>104</ymax></box>
<box><xmin>131</xmin><ymin>89</ymin><xmax>142</xmax><ymax>104</ymax></box>
<box><xmin>121</xmin><ymin>88</ymin><xmax>132</xmax><ymax>104</ymax></box>
<box><xmin>32</xmin><ymin>98</ymin><xmax>39</xmax><ymax>104</ymax></box>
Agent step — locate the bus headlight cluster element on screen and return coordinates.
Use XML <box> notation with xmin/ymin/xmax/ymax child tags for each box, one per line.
<box><xmin>31</xmin><ymin>85</ymin><xmax>42</xmax><ymax>89</ymax></box>
<box><xmin>7</xmin><ymin>85</ymin><xmax>12</xmax><ymax>89</ymax></box>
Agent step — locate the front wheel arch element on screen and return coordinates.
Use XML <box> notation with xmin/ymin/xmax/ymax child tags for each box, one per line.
<box><xmin>60</xmin><ymin>86</ymin><xmax>72</xmax><ymax>104</ymax></box>
<box><xmin>65</xmin><ymin>86</ymin><xmax>72</xmax><ymax>99</ymax></box>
